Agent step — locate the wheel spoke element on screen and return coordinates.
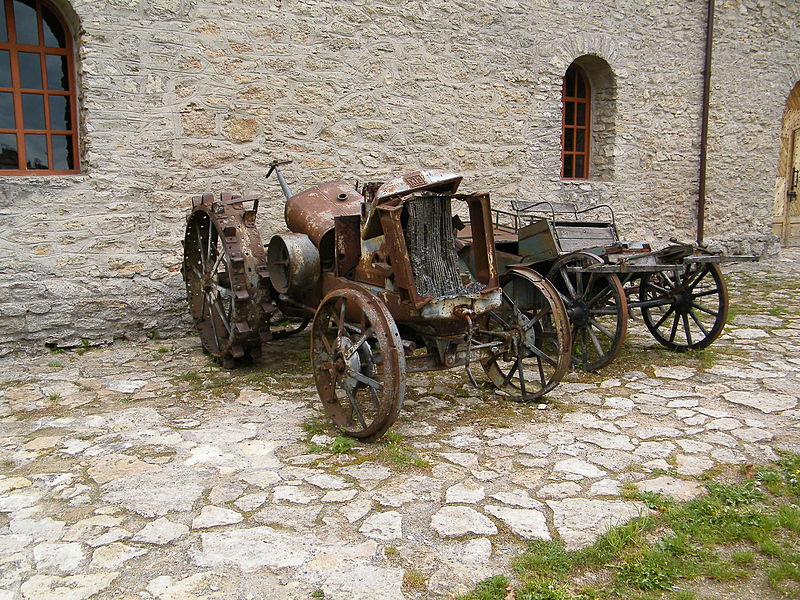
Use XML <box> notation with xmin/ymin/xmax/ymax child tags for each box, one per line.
<box><xmin>345</xmin><ymin>327</ymin><xmax>374</xmax><ymax>359</ymax></box>
<box><xmin>344</xmin><ymin>388</ymin><xmax>367</xmax><ymax>429</ymax></box>
<box><xmin>691</xmin><ymin>301</ymin><xmax>718</xmax><ymax>317</ymax></box>
<box><xmin>586</xmin><ymin>285</ymin><xmax>612</xmax><ymax>307</ymax></box>
<box><xmin>516</xmin><ymin>354</ymin><xmax>527</xmax><ymax>396</ymax></box>
<box><xmin>349</xmin><ymin>370</ymin><xmax>381</xmax><ymax>389</ymax></box>
<box><xmin>669</xmin><ymin>312</ymin><xmax>680</xmax><ymax>343</ymax></box>
<box><xmin>536</xmin><ymin>354</ymin><xmax>546</xmax><ymax>386</ymax></box>
<box><xmin>688</xmin><ymin>309</ymin><xmax>709</xmax><ymax>336</ymax></box>
<box><xmin>336</xmin><ymin>299</ymin><xmax>347</xmax><ymax>339</ymax></box>
<box><xmin>653</xmin><ymin>305</ymin><xmax>676</xmax><ymax>329</ymax></box>
<box><xmin>489</xmin><ymin>310</ymin><xmax>510</xmax><ymax>329</ymax></box>
<box><xmin>685</xmin><ymin>266</ymin><xmax>708</xmax><ymax>291</ymax></box>
<box><xmin>682</xmin><ymin>313</ymin><xmax>693</xmax><ymax>346</ymax></box>
<box><xmin>692</xmin><ymin>287</ymin><xmax>720</xmax><ymax>299</ymax></box>
<box><xmin>208</xmin><ymin>295</ymin><xmax>220</xmax><ymax>347</ymax></box>
<box><xmin>370</xmin><ymin>387</ymin><xmax>381</xmax><ymax>410</ymax></box>
<box><xmin>560</xmin><ymin>269</ymin><xmax>578</xmax><ymax>299</ymax></box>
<box><xmin>588</xmin><ymin>327</ymin><xmax>604</xmax><ymax>356</ymax></box>
<box><xmin>521</xmin><ymin>307</ymin><xmax>548</xmax><ymax>331</ymax></box>
<box><xmin>589</xmin><ymin>318</ymin><xmax>615</xmax><ymax>340</ymax></box>
<box><xmin>206</xmin><ymin>221</ymin><xmax>213</xmax><ymax>269</ymax></box>
<box><xmin>212</xmin><ymin>298</ymin><xmax>233</xmax><ymax>335</ymax></box>
<box><xmin>210</xmin><ymin>243</ymin><xmax>226</xmax><ymax>276</ymax></box>
<box><xmin>527</xmin><ymin>343</ymin><xmax>559</xmax><ymax>368</ymax></box>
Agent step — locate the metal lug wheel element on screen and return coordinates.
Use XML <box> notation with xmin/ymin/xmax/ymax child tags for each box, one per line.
<box><xmin>639</xmin><ymin>262</ymin><xmax>728</xmax><ymax>351</ymax></box>
<box><xmin>311</xmin><ymin>287</ymin><xmax>406</xmax><ymax>440</ymax></box>
<box><xmin>182</xmin><ymin>196</ymin><xmax>270</xmax><ymax>365</ymax></box>
<box><xmin>546</xmin><ymin>252</ymin><xmax>628</xmax><ymax>371</ymax></box>
<box><xmin>478</xmin><ymin>268</ymin><xmax>572</xmax><ymax>400</ymax></box>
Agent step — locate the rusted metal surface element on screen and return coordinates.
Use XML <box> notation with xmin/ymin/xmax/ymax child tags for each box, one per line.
<box><xmin>267</xmin><ymin>233</ymin><xmax>320</xmax><ymax>295</ymax></box>
<box><xmin>311</xmin><ymin>285</ymin><xmax>405</xmax><ymax>440</ymax></box>
<box><xmin>477</xmin><ymin>268</ymin><xmax>572</xmax><ymax>399</ymax></box>
<box><xmin>375</xmin><ymin>169</ymin><xmax>462</xmax><ymax>202</ymax></box>
<box><xmin>182</xmin><ymin>192</ymin><xmax>273</xmax><ymax>365</ymax></box>
<box><xmin>183</xmin><ymin>165</ymin><xmax>574</xmax><ymax>439</ymax></box>
<box><xmin>284</xmin><ymin>180</ymin><xmax>363</xmax><ymax>260</ymax></box>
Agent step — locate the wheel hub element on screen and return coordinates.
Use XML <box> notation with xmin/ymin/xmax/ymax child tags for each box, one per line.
<box><xmin>569</xmin><ymin>301</ymin><xmax>589</xmax><ymax>327</ymax></box>
<box><xmin>333</xmin><ymin>337</ymin><xmax>363</xmax><ymax>388</ymax></box>
<box><xmin>673</xmin><ymin>291</ymin><xmax>692</xmax><ymax>315</ymax></box>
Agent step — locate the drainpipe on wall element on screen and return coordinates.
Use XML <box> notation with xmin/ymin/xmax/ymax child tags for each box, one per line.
<box><xmin>697</xmin><ymin>0</ymin><xmax>715</xmax><ymax>245</ymax></box>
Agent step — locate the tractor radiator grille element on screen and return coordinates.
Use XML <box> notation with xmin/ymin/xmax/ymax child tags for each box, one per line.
<box><xmin>404</xmin><ymin>196</ymin><xmax>481</xmax><ymax>298</ymax></box>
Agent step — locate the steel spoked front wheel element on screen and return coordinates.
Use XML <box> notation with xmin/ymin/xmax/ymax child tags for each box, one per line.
<box><xmin>639</xmin><ymin>262</ymin><xmax>728</xmax><ymax>351</ymax></box>
<box><xmin>311</xmin><ymin>287</ymin><xmax>405</xmax><ymax>440</ymax></box>
<box><xmin>478</xmin><ymin>268</ymin><xmax>572</xmax><ymax>400</ymax></box>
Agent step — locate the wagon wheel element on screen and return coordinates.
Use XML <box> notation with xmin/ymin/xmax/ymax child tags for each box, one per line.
<box><xmin>311</xmin><ymin>287</ymin><xmax>406</xmax><ymax>440</ymax></box>
<box><xmin>639</xmin><ymin>262</ymin><xmax>728</xmax><ymax>351</ymax></box>
<box><xmin>546</xmin><ymin>252</ymin><xmax>628</xmax><ymax>371</ymax></box>
<box><xmin>182</xmin><ymin>196</ymin><xmax>270</xmax><ymax>366</ymax></box>
<box><xmin>477</xmin><ymin>268</ymin><xmax>572</xmax><ymax>400</ymax></box>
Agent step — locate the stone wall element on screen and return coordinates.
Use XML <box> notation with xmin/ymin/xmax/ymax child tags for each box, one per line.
<box><xmin>0</xmin><ymin>0</ymin><xmax>798</xmax><ymax>352</ymax></box>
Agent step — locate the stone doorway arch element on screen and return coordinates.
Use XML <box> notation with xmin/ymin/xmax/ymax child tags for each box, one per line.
<box><xmin>774</xmin><ymin>81</ymin><xmax>800</xmax><ymax>246</ymax></box>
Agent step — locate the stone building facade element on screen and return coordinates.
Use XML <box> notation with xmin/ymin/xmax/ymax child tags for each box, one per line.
<box><xmin>1</xmin><ymin>0</ymin><xmax>798</xmax><ymax>352</ymax></box>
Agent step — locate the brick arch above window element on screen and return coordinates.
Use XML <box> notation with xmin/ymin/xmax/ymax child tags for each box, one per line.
<box><xmin>0</xmin><ymin>0</ymin><xmax>79</xmax><ymax>175</ymax></box>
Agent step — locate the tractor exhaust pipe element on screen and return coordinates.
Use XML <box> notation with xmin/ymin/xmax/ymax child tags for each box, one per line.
<box><xmin>267</xmin><ymin>160</ymin><xmax>293</xmax><ymax>200</ymax></box>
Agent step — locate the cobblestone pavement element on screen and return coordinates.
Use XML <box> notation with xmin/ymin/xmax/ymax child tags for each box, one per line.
<box><xmin>1</xmin><ymin>250</ymin><xmax>799</xmax><ymax>600</ymax></box>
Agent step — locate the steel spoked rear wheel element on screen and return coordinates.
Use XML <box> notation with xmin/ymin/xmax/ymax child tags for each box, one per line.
<box><xmin>478</xmin><ymin>268</ymin><xmax>572</xmax><ymax>400</ymax></box>
<box><xmin>311</xmin><ymin>287</ymin><xmax>405</xmax><ymax>440</ymax></box>
<box><xmin>546</xmin><ymin>252</ymin><xmax>628</xmax><ymax>371</ymax></box>
<box><xmin>639</xmin><ymin>262</ymin><xmax>728</xmax><ymax>351</ymax></box>
<box><xmin>182</xmin><ymin>195</ymin><xmax>269</xmax><ymax>366</ymax></box>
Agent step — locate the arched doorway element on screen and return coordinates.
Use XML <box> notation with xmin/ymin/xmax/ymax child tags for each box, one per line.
<box><xmin>774</xmin><ymin>81</ymin><xmax>800</xmax><ymax>246</ymax></box>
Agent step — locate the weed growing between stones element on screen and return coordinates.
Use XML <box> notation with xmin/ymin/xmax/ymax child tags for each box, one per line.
<box><xmin>457</xmin><ymin>454</ymin><xmax>800</xmax><ymax>600</ymax></box>
<box><xmin>372</xmin><ymin>432</ymin><xmax>431</xmax><ymax>470</ymax></box>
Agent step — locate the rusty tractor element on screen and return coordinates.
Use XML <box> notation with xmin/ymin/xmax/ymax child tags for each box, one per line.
<box><xmin>182</xmin><ymin>164</ymin><xmax>572</xmax><ymax>440</ymax></box>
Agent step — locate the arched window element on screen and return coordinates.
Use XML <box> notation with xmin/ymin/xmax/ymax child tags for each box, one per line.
<box><xmin>561</xmin><ymin>64</ymin><xmax>590</xmax><ymax>180</ymax></box>
<box><xmin>0</xmin><ymin>0</ymin><xmax>79</xmax><ymax>175</ymax></box>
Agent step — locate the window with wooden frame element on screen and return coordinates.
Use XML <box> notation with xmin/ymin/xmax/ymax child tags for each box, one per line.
<box><xmin>561</xmin><ymin>64</ymin><xmax>590</xmax><ymax>180</ymax></box>
<box><xmin>0</xmin><ymin>0</ymin><xmax>79</xmax><ymax>175</ymax></box>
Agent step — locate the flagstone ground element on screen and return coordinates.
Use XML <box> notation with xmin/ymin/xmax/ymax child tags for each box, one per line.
<box><xmin>1</xmin><ymin>250</ymin><xmax>798</xmax><ymax>600</ymax></box>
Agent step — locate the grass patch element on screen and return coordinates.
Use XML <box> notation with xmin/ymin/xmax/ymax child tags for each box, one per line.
<box><xmin>458</xmin><ymin>454</ymin><xmax>800</xmax><ymax>599</ymax></box>
<box><xmin>372</xmin><ymin>432</ymin><xmax>431</xmax><ymax>470</ymax></box>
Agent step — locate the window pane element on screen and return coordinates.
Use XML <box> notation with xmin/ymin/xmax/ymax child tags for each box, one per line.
<box><xmin>48</xmin><ymin>94</ymin><xmax>70</xmax><ymax>130</ymax></box>
<box><xmin>0</xmin><ymin>3</ymin><xmax>7</xmax><ymax>43</ymax></box>
<box><xmin>0</xmin><ymin>51</ymin><xmax>11</xmax><ymax>87</ymax></box>
<box><xmin>25</xmin><ymin>133</ymin><xmax>48</xmax><ymax>168</ymax></box>
<box><xmin>13</xmin><ymin>0</ymin><xmax>39</xmax><ymax>45</ymax></box>
<box><xmin>0</xmin><ymin>133</ymin><xmax>19</xmax><ymax>168</ymax></box>
<box><xmin>565</xmin><ymin>67</ymin><xmax>575</xmax><ymax>97</ymax></box>
<box><xmin>564</xmin><ymin>127</ymin><xmax>574</xmax><ymax>152</ymax></box>
<box><xmin>42</xmin><ymin>5</ymin><xmax>66</xmax><ymax>48</ymax></box>
<box><xmin>563</xmin><ymin>154</ymin><xmax>573</xmax><ymax>178</ymax></box>
<box><xmin>575</xmin><ymin>155</ymin><xmax>585</xmax><ymax>178</ymax></box>
<box><xmin>0</xmin><ymin>92</ymin><xmax>14</xmax><ymax>128</ymax></box>
<box><xmin>565</xmin><ymin>102</ymin><xmax>574</xmax><ymax>126</ymax></box>
<box><xmin>577</xmin><ymin>73</ymin><xmax>586</xmax><ymax>98</ymax></box>
<box><xmin>45</xmin><ymin>54</ymin><xmax>68</xmax><ymax>90</ymax></box>
<box><xmin>51</xmin><ymin>134</ymin><xmax>72</xmax><ymax>169</ymax></box>
<box><xmin>19</xmin><ymin>52</ymin><xmax>42</xmax><ymax>89</ymax></box>
<box><xmin>577</xmin><ymin>103</ymin><xmax>586</xmax><ymax>126</ymax></box>
<box><xmin>576</xmin><ymin>129</ymin><xmax>585</xmax><ymax>153</ymax></box>
<box><xmin>22</xmin><ymin>93</ymin><xmax>45</xmax><ymax>128</ymax></box>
